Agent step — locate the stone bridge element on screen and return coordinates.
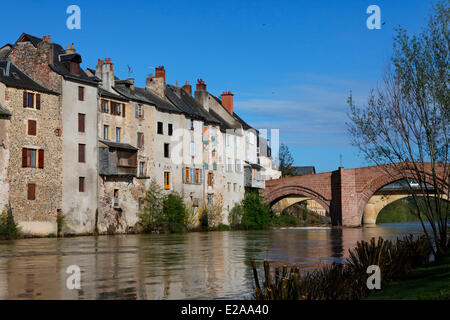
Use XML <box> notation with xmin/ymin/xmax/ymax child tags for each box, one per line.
<box><xmin>263</xmin><ymin>163</ymin><xmax>449</xmax><ymax>226</ymax></box>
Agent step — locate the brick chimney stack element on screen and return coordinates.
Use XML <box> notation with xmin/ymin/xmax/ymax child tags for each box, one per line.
<box><xmin>194</xmin><ymin>79</ymin><xmax>209</xmax><ymax>111</ymax></box>
<box><xmin>221</xmin><ymin>91</ymin><xmax>234</xmax><ymax>114</ymax></box>
<box><xmin>95</xmin><ymin>58</ymin><xmax>115</xmax><ymax>91</ymax></box>
<box><xmin>146</xmin><ymin>66</ymin><xmax>166</xmax><ymax>98</ymax></box>
<box><xmin>196</xmin><ymin>79</ymin><xmax>207</xmax><ymax>91</ymax></box>
<box><xmin>182</xmin><ymin>81</ymin><xmax>192</xmax><ymax>96</ymax></box>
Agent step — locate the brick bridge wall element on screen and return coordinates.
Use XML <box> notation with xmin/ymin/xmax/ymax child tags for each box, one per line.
<box><xmin>264</xmin><ymin>163</ymin><xmax>447</xmax><ymax>227</ymax></box>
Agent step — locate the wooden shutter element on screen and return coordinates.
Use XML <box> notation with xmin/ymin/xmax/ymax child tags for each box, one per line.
<box><xmin>38</xmin><ymin>149</ymin><xmax>44</xmax><ymax>169</ymax></box>
<box><xmin>23</xmin><ymin>91</ymin><xmax>27</xmax><ymax>107</ymax></box>
<box><xmin>78</xmin><ymin>144</ymin><xmax>85</xmax><ymax>163</ymax></box>
<box><xmin>182</xmin><ymin>167</ymin><xmax>186</xmax><ymax>183</ymax></box>
<box><xmin>142</xmin><ymin>134</ymin><xmax>144</xmax><ymax>147</ymax></box>
<box><xmin>78</xmin><ymin>114</ymin><xmax>85</xmax><ymax>132</ymax></box>
<box><xmin>22</xmin><ymin>148</ymin><xmax>28</xmax><ymax>167</ymax></box>
<box><xmin>78</xmin><ymin>87</ymin><xmax>84</xmax><ymax>101</ymax></box>
<box><xmin>28</xmin><ymin>120</ymin><xmax>36</xmax><ymax>135</ymax></box>
<box><xmin>122</xmin><ymin>104</ymin><xmax>126</xmax><ymax>117</ymax></box>
<box><xmin>199</xmin><ymin>169</ymin><xmax>203</xmax><ymax>184</ymax></box>
<box><xmin>36</xmin><ymin>94</ymin><xmax>41</xmax><ymax>109</ymax></box>
<box><xmin>79</xmin><ymin>177</ymin><xmax>85</xmax><ymax>192</ymax></box>
<box><xmin>27</xmin><ymin>183</ymin><xmax>36</xmax><ymax>200</ymax></box>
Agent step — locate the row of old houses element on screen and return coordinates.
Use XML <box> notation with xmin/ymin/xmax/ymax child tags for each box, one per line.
<box><xmin>0</xmin><ymin>33</ymin><xmax>280</xmax><ymax>236</ymax></box>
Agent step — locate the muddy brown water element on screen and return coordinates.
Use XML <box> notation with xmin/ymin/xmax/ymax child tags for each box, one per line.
<box><xmin>0</xmin><ymin>222</ymin><xmax>427</xmax><ymax>299</ymax></box>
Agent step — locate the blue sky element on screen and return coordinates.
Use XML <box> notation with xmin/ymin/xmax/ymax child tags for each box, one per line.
<box><xmin>0</xmin><ymin>0</ymin><xmax>435</xmax><ymax>172</ymax></box>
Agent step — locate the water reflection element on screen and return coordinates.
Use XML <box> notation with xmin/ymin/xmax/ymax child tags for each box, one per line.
<box><xmin>0</xmin><ymin>222</ymin><xmax>428</xmax><ymax>300</ymax></box>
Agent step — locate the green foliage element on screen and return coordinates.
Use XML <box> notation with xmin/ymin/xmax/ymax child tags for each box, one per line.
<box><xmin>162</xmin><ymin>193</ymin><xmax>187</xmax><ymax>233</ymax></box>
<box><xmin>241</xmin><ymin>191</ymin><xmax>272</xmax><ymax>230</ymax></box>
<box><xmin>217</xmin><ymin>224</ymin><xmax>230</xmax><ymax>231</ymax></box>
<box><xmin>56</xmin><ymin>212</ymin><xmax>65</xmax><ymax>237</ymax></box>
<box><xmin>271</xmin><ymin>213</ymin><xmax>300</xmax><ymax>227</ymax></box>
<box><xmin>253</xmin><ymin>235</ymin><xmax>433</xmax><ymax>300</ymax></box>
<box><xmin>139</xmin><ymin>179</ymin><xmax>166</xmax><ymax>233</ymax></box>
<box><xmin>228</xmin><ymin>203</ymin><xmax>244</xmax><ymax>228</ymax></box>
<box><xmin>199</xmin><ymin>209</ymin><xmax>209</xmax><ymax>228</ymax></box>
<box><xmin>0</xmin><ymin>204</ymin><xmax>20</xmax><ymax>240</ymax></box>
<box><xmin>278</xmin><ymin>143</ymin><xmax>295</xmax><ymax>177</ymax></box>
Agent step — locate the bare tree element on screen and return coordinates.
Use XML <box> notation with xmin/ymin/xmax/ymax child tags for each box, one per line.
<box><xmin>347</xmin><ymin>1</ymin><xmax>449</xmax><ymax>258</ymax></box>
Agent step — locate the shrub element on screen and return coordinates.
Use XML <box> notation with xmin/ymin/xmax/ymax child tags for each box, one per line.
<box><xmin>199</xmin><ymin>207</ymin><xmax>209</xmax><ymax>228</ymax></box>
<box><xmin>0</xmin><ymin>204</ymin><xmax>20</xmax><ymax>240</ymax></box>
<box><xmin>217</xmin><ymin>223</ymin><xmax>230</xmax><ymax>231</ymax></box>
<box><xmin>241</xmin><ymin>191</ymin><xmax>272</xmax><ymax>230</ymax></box>
<box><xmin>56</xmin><ymin>212</ymin><xmax>66</xmax><ymax>237</ymax></box>
<box><xmin>228</xmin><ymin>203</ymin><xmax>244</xmax><ymax>228</ymax></box>
<box><xmin>162</xmin><ymin>193</ymin><xmax>187</xmax><ymax>233</ymax></box>
<box><xmin>271</xmin><ymin>214</ymin><xmax>300</xmax><ymax>227</ymax></box>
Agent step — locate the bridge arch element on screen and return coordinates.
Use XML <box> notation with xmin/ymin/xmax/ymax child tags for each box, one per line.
<box><xmin>358</xmin><ymin>171</ymin><xmax>448</xmax><ymax>225</ymax></box>
<box><xmin>266</xmin><ymin>185</ymin><xmax>331</xmax><ymax>214</ymax></box>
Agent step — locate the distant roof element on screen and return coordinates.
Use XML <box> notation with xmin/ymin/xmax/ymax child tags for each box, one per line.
<box><xmin>292</xmin><ymin>166</ymin><xmax>316</xmax><ymax>176</ymax></box>
<box><xmin>16</xmin><ymin>33</ymin><xmax>42</xmax><ymax>47</ymax></box>
<box><xmin>0</xmin><ymin>104</ymin><xmax>11</xmax><ymax>116</ymax></box>
<box><xmin>99</xmin><ymin>139</ymin><xmax>138</xmax><ymax>151</ymax></box>
<box><xmin>98</xmin><ymin>87</ymin><xmax>129</xmax><ymax>102</ymax></box>
<box><xmin>0</xmin><ymin>60</ymin><xmax>57</xmax><ymax>94</ymax></box>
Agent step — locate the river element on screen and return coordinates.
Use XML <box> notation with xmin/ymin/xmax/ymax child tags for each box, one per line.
<box><xmin>0</xmin><ymin>222</ymin><xmax>428</xmax><ymax>300</ymax></box>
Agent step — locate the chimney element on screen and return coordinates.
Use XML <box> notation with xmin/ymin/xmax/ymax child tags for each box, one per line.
<box><xmin>196</xmin><ymin>79</ymin><xmax>206</xmax><ymax>91</ymax></box>
<box><xmin>182</xmin><ymin>81</ymin><xmax>192</xmax><ymax>96</ymax></box>
<box><xmin>95</xmin><ymin>58</ymin><xmax>115</xmax><ymax>91</ymax></box>
<box><xmin>221</xmin><ymin>91</ymin><xmax>234</xmax><ymax>114</ymax></box>
<box><xmin>146</xmin><ymin>66</ymin><xmax>166</xmax><ymax>98</ymax></box>
<box><xmin>65</xmin><ymin>43</ymin><xmax>76</xmax><ymax>54</ymax></box>
<box><xmin>42</xmin><ymin>35</ymin><xmax>47</xmax><ymax>41</ymax></box>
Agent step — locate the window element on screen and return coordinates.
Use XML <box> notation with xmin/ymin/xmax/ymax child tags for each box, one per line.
<box><xmin>28</xmin><ymin>120</ymin><xmax>37</xmax><ymax>136</ymax></box>
<box><xmin>101</xmin><ymin>99</ymin><xmax>109</xmax><ymax>113</ymax></box>
<box><xmin>27</xmin><ymin>183</ymin><xmax>36</xmax><ymax>200</ymax></box>
<box><xmin>135</xmin><ymin>104</ymin><xmax>142</xmax><ymax>118</ymax></box>
<box><xmin>23</xmin><ymin>92</ymin><xmax>35</xmax><ymax>108</ymax></box>
<box><xmin>22</xmin><ymin>148</ymin><xmax>44</xmax><ymax>168</ymax></box>
<box><xmin>226</xmin><ymin>134</ymin><xmax>231</xmax><ymax>146</ymax></box>
<box><xmin>157</xmin><ymin>121</ymin><xmax>163</xmax><ymax>134</ymax></box>
<box><xmin>110</xmin><ymin>102</ymin><xmax>121</xmax><ymax>116</ymax></box>
<box><xmin>79</xmin><ymin>177</ymin><xmax>85</xmax><ymax>192</ymax></box>
<box><xmin>187</xmin><ymin>119</ymin><xmax>194</xmax><ymax>130</ymax></box>
<box><xmin>78</xmin><ymin>113</ymin><xmax>85</xmax><ymax>133</ymax></box>
<box><xmin>195</xmin><ymin>169</ymin><xmax>200</xmax><ymax>184</ymax></box>
<box><xmin>164</xmin><ymin>143</ymin><xmax>169</xmax><ymax>158</ymax></box>
<box><xmin>233</xmin><ymin>183</ymin><xmax>237</xmax><ymax>192</ymax></box>
<box><xmin>122</xmin><ymin>104</ymin><xmax>126</xmax><ymax>118</ymax></box>
<box><xmin>213</xmin><ymin>162</ymin><xmax>217</xmax><ymax>171</ymax></box>
<box><xmin>227</xmin><ymin>182</ymin><xmax>231</xmax><ymax>192</ymax></box>
<box><xmin>139</xmin><ymin>162</ymin><xmax>145</xmax><ymax>176</ymax></box>
<box><xmin>185</xmin><ymin>167</ymin><xmax>190</xmax><ymax>183</ymax></box>
<box><xmin>168</xmin><ymin>123</ymin><xmax>173</xmax><ymax>136</ymax></box>
<box><xmin>103</xmin><ymin>125</ymin><xmax>109</xmax><ymax>140</ymax></box>
<box><xmin>138</xmin><ymin>198</ymin><xmax>143</xmax><ymax>211</ymax></box>
<box><xmin>70</xmin><ymin>62</ymin><xmax>80</xmax><ymax>74</ymax></box>
<box><xmin>203</xmin><ymin>126</ymin><xmax>208</xmax><ymax>144</ymax></box>
<box><xmin>212</xmin><ymin>127</ymin><xmax>216</xmax><ymax>146</ymax></box>
<box><xmin>137</xmin><ymin>132</ymin><xmax>144</xmax><ymax>148</ymax></box>
<box><xmin>114</xmin><ymin>189</ymin><xmax>119</xmax><ymax>206</ymax></box>
<box><xmin>116</xmin><ymin>127</ymin><xmax>121</xmax><ymax>143</ymax></box>
<box><xmin>207</xmin><ymin>194</ymin><xmax>213</xmax><ymax>205</ymax></box>
<box><xmin>208</xmin><ymin>173</ymin><xmax>214</xmax><ymax>187</ymax></box>
<box><xmin>78</xmin><ymin>144</ymin><xmax>85</xmax><ymax>163</ymax></box>
<box><xmin>164</xmin><ymin>172</ymin><xmax>170</xmax><ymax>190</ymax></box>
<box><xmin>78</xmin><ymin>86</ymin><xmax>84</xmax><ymax>101</ymax></box>
<box><xmin>235</xmin><ymin>159</ymin><xmax>240</xmax><ymax>173</ymax></box>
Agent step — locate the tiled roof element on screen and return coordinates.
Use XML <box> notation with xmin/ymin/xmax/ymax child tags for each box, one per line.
<box><xmin>0</xmin><ymin>60</ymin><xmax>57</xmax><ymax>94</ymax></box>
<box><xmin>98</xmin><ymin>87</ymin><xmax>129</xmax><ymax>102</ymax></box>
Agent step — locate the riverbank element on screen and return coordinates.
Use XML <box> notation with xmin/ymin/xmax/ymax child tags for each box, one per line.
<box><xmin>366</xmin><ymin>255</ymin><xmax>450</xmax><ymax>300</ymax></box>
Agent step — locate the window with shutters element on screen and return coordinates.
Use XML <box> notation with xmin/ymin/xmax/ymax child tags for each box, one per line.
<box><xmin>103</xmin><ymin>125</ymin><xmax>109</xmax><ymax>140</ymax></box>
<box><xmin>78</xmin><ymin>144</ymin><xmax>85</xmax><ymax>163</ymax></box>
<box><xmin>27</xmin><ymin>149</ymin><xmax>36</xmax><ymax>167</ymax></box>
<box><xmin>116</xmin><ymin>127</ymin><xmax>121</xmax><ymax>143</ymax></box>
<box><xmin>195</xmin><ymin>169</ymin><xmax>200</xmax><ymax>184</ymax></box>
<box><xmin>114</xmin><ymin>189</ymin><xmax>119</xmax><ymax>206</ymax></box>
<box><xmin>137</xmin><ymin>132</ymin><xmax>143</xmax><ymax>148</ymax></box>
<box><xmin>28</xmin><ymin>120</ymin><xmax>37</xmax><ymax>136</ymax></box>
<box><xmin>22</xmin><ymin>148</ymin><xmax>44</xmax><ymax>168</ymax></box>
<box><xmin>185</xmin><ymin>167</ymin><xmax>190</xmax><ymax>184</ymax></box>
<box><xmin>164</xmin><ymin>143</ymin><xmax>169</xmax><ymax>158</ymax></box>
<box><xmin>168</xmin><ymin>123</ymin><xmax>173</xmax><ymax>136</ymax></box>
<box><xmin>135</xmin><ymin>104</ymin><xmax>142</xmax><ymax>118</ymax></box>
<box><xmin>157</xmin><ymin>122</ymin><xmax>163</xmax><ymax>134</ymax></box>
<box><xmin>78</xmin><ymin>86</ymin><xmax>84</xmax><ymax>101</ymax></box>
<box><xmin>208</xmin><ymin>173</ymin><xmax>214</xmax><ymax>187</ymax></box>
<box><xmin>101</xmin><ymin>99</ymin><xmax>109</xmax><ymax>113</ymax></box>
<box><xmin>78</xmin><ymin>113</ymin><xmax>85</xmax><ymax>133</ymax></box>
<box><xmin>27</xmin><ymin>183</ymin><xmax>36</xmax><ymax>200</ymax></box>
<box><xmin>164</xmin><ymin>172</ymin><xmax>170</xmax><ymax>190</ymax></box>
<box><xmin>23</xmin><ymin>92</ymin><xmax>35</xmax><ymax>108</ymax></box>
<box><xmin>79</xmin><ymin>177</ymin><xmax>85</xmax><ymax>192</ymax></box>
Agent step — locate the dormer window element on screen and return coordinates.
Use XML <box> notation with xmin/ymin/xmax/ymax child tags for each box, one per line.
<box><xmin>70</xmin><ymin>61</ymin><xmax>80</xmax><ymax>74</ymax></box>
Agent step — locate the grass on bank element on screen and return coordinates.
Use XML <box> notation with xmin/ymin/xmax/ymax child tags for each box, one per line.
<box><xmin>366</xmin><ymin>255</ymin><xmax>450</xmax><ymax>300</ymax></box>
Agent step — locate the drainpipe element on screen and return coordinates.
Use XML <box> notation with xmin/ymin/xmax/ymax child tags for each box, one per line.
<box><xmin>96</xmin><ymin>87</ymin><xmax>100</xmax><ymax>233</ymax></box>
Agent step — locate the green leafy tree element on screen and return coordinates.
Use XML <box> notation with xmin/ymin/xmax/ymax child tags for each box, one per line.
<box><xmin>241</xmin><ymin>191</ymin><xmax>272</xmax><ymax>230</ymax></box>
<box><xmin>139</xmin><ymin>179</ymin><xmax>166</xmax><ymax>232</ymax></box>
<box><xmin>0</xmin><ymin>203</ymin><xmax>20</xmax><ymax>240</ymax></box>
<box><xmin>162</xmin><ymin>193</ymin><xmax>187</xmax><ymax>233</ymax></box>
<box><xmin>279</xmin><ymin>143</ymin><xmax>295</xmax><ymax>177</ymax></box>
<box><xmin>347</xmin><ymin>1</ymin><xmax>449</xmax><ymax>258</ymax></box>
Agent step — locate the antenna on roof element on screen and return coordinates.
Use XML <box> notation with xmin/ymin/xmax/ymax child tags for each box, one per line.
<box><xmin>127</xmin><ymin>65</ymin><xmax>134</xmax><ymax>78</ymax></box>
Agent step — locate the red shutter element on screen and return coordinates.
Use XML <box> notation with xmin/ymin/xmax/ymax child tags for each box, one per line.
<box><xmin>23</xmin><ymin>91</ymin><xmax>27</xmax><ymax>107</ymax></box>
<box><xmin>38</xmin><ymin>149</ymin><xmax>44</xmax><ymax>169</ymax></box>
<box><xmin>22</xmin><ymin>148</ymin><xmax>28</xmax><ymax>167</ymax></box>
<box><xmin>27</xmin><ymin>183</ymin><xmax>36</xmax><ymax>200</ymax></box>
<box><xmin>28</xmin><ymin>120</ymin><xmax>36</xmax><ymax>135</ymax></box>
<box><xmin>79</xmin><ymin>144</ymin><xmax>85</xmax><ymax>163</ymax></box>
<box><xmin>36</xmin><ymin>94</ymin><xmax>41</xmax><ymax>110</ymax></box>
<box><xmin>78</xmin><ymin>114</ymin><xmax>85</xmax><ymax>132</ymax></box>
